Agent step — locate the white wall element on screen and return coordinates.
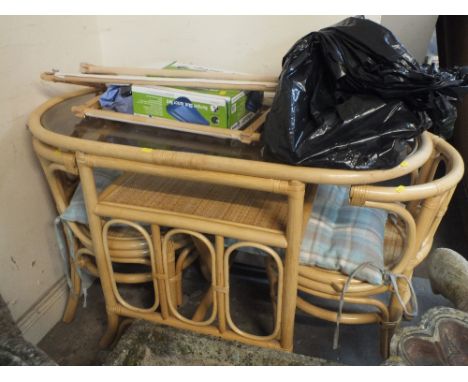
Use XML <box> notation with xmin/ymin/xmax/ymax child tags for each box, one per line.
<box><xmin>0</xmin><ymin>15</ymin><xmax>101</xmax><ymax>343</ymax></box>
<box><xmin>0</xmin><ymin>15</ymin><xmax>436</xmax><ymax>344</ymax></box>
<box><xmin>96</xmin><ymin>16</ymin><xmax>381</xmax><ymax>75</ymax></box>
<box><xmin>381</xmin><ymin>15</ymin><xmax>437</xmax><ymax>63</ymax></box>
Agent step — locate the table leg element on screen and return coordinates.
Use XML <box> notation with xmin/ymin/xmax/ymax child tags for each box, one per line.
<box><xmin>215</xmin><ymin>235</ymin><xmax>227</xmax><ymax>333</ymax></box>
<box><xmin>280</xmin><ymin>181</ymin><xmax>305</xmax><ymax>351</ymax></box>
<box><xmin>77</xmin><ymin>162</ymin><xmax>120</xmax><ymax>348</ymax></box>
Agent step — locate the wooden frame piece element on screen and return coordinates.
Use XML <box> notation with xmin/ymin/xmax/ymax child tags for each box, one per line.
<box><xmin>162</xmin><ymin>229</ymin><xmax>218</xmax><ymax>326</ymax></box>
<box><xmin>102</xmin><ymin>219</ymin><xmax>160</xmax><ymax>313</ymax></box>
<box><xmin>80</xmin><ymin>62</ymin><xmax>279</xmax><ymax>83</ymax></box>
<box><xmin>41</xmin><ymin>71</ymin><xmax>277</xmax><ymax>92</ymax></box>
<box><xmin>224</xmin><ymin>241</ymin><xmax>284</xmax><ymax>341</ymax></box>
<box><xmin>71</xmin><ymin>95</ymin><xmax>268</xmax><ymax>144</ymax></box>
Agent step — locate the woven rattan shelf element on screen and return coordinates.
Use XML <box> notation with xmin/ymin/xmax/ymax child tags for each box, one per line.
<box><xmin>99</xmin><ymin>172</ymin><xmax>291</xmax><ymax>238</ymax></box>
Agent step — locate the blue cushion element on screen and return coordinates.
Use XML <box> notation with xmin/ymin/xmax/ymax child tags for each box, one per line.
<box><xmin>61</xmin><ymin>169</ymin><xmax>122</xmax><ymax>224</ymax></box>
<box><xmin>299</xmin><ymin>185</ymin><xmax>387</xmax><ymax>285</ymax></box>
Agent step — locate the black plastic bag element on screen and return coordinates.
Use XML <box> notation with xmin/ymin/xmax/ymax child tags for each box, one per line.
<box><xmin>263</xmin><ymin>17</ymin><xmax>468</xmax><ymax>170</ymax></box>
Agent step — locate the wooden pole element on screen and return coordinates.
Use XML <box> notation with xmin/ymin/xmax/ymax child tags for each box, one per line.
<box><xmin>42</xmin><ymin>71</ymin><xmax>278</xmax><ymax>92</ymax></box>
<box><xmin>80</xmin><ymin>62</ymin><xmax>279</xmax><ymax>83</ymax></box>
<box><xmin>151</xmin><ymin>224</ymin><xmax>170</xmax><ymax>320</ymax></box>
<box><xmin>215</xmin><ymin>235</ymin><xmax>227</xmax><ymax>333</ymax></box>
<box><xmin>280</xmin><ymin>181</ymin><xmax>305</xmax><ymax>351</ymax></box>
<box><xmin>76</xmin><ymin>154</ymin><xmax>120</xmax><ymax>347</ymax></box>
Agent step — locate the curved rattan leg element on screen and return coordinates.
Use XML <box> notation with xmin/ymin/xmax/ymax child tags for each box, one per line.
<box><xmin>99</xmin><ymin>311</ymin><xmax>120</xmax><ymax>348</ymax></box>
<box><xmin>264</xmin><ymin>256</ymin><xmax>279</xmax><ymax>316</ymax></box>
<box><xmin>379</xmin><ymin>320</ymin><xmax>398</xmax><ymax>359</ymax></box>
<box><xmin>192</xmin><ymin>237</ymin><xmax>212</xmax><ymax>282</ymax></box>
<box><xmin>166</xmin><ymin>240</ymin><xmax>178</xmax><ymax>308</ymax></box>
<box><xmin>62</xmin><ymin>259</ymin><xmax>82</xmax><ymax>323</ymax></box>
<box><xmin>175</xmin><ymin>248</ymin><xmax>198</xmax><ymax>307</ymax></box>
<box><xmin>191</xmin><ymin>286</ymin><xmax>214</xmax><ymax>322</ymax></box>
<box><xmin>264</xmin><ymin>256</ymin><xmax>281</xmax><ymax>340</ymax></box>
<box><xmin>380</xmin><ymin>291</ymin><xmax>405</xmax><ymax>358</ymax></box>
<box><xmin>114</xmin><ymin>318</ymin><xmax>134</xmax><ymax>342</ymax></box>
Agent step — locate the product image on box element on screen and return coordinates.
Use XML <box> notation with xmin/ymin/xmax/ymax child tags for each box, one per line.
<box><xmin>166</xmin><ymin>97</ymin><xmax>210</xmax><ymax>125</ymax></box>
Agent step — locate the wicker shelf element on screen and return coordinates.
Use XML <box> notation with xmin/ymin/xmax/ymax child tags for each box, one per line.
<box><xmin>102</xmin><ymin>172</ymin><xmax>290</xmax><ymax>230</ymax></box>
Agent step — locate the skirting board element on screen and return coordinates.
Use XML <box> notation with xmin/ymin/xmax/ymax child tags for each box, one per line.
<box><xmin>16</xmin><ymin>277</ymin><xmax>69</xmax><ymax>345</ymax></box>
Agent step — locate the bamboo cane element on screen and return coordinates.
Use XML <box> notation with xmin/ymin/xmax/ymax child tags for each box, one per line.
<box><xmin>42</xmin><ymin>71</ymin><xmax>277</xmax><ymax>92</ymax></box>
<box><xmin>41</xmin><ymin>72</ymin><xmax>104</xmax><ymax>89</ymax></box>
<box><xmin>80</xmin><ymin>62</ymin><xmax>279</xmax><ymax>83</ymax></box>
<box><xmin>74</xmin><ymin>105</ymin><xmax>265</xmax><ymax>144</ymax></box>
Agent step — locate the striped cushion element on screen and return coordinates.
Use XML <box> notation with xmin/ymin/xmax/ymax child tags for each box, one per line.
<box><xmin>300</xmin><ymin>185</ymin><xmax>388</xmax><ymax>285</ymax></box>
<box><xmin>383</xmin><ymin>216</ymin><xmax>406</xmax><ymax>268</ymax></box>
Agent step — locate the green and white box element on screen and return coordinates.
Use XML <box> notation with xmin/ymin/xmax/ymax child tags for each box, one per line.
<box><xmin>132</xmin><ymin>63</ymin><xmax>257</xmax><ymax>129</ymax></box>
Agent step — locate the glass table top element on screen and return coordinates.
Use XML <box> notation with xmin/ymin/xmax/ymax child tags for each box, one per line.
<box><xmin>34</xmin><ymin>90</ymin><xmax>434</xmax><ymax>185</ymax></box>
<box><xmin>40</xmin><ymin>93</ymin><xmax>264</xmax><ymax>161</ymax></box>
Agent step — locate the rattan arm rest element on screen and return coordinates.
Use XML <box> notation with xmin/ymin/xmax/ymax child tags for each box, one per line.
<box><xmin>349</xmin><ymin>135</ymin><xmax>464</xmax><ymax>205</ymax></box>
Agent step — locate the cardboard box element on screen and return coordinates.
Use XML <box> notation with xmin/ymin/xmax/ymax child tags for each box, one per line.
<box><xmin>132</xmin><ymin>63</ymin><xmax>257</xmax><ymax>129</ymax></box>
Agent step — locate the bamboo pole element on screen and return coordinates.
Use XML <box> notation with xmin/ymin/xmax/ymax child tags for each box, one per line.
<box><xmin>215</xmin><ymin>236</ymin><xmax>227</xmax><ymax>333</ymax></box>
<box><xmin>42</xmin><ymin>71</ymin><xmax>278</xmax><ymax>92</ymax></box>
<box><xmin>76</xmin><ymin>106</ymin><xmax>263</xmax><ymax>143</ymax></box>
<box><xmin>175</xmin><ymin>248</ymin><xmax>197</xmax><ymax>306</ymax></box>
<box><xmin>280</xmin><ymin>181</ymin><xmax>305</xmax><ymax>351</ymax></box>
<box><xmin>151</xmin><ymin>224</ymin><xmax>170</xmax><ymax>320</ymax></box>
<box><xmin>80</xmin><ymin>62</ymin><xmax>279</xmax><ymax>83</ymax></box>
<box><xmin>83</xmin><ymin>152</ymin><xmax>292</xmax><ymax>195</ymax></box>
<box><xmin>41</xmin><ymin>72</ymin><xmax>104</xmax><ymax>89</ymax></box>
<box><xmin>62</xmin><ymin>239</ymin><xmax>82</xmax><ymax>323</ymax></box>
<box><xmin>191</xmin><ymin>287</ymin><xmax>214</xmax><ymax>322</ymax></box>
<box><xmin>75</xmin><ymin>155</ymin><xmax>120</xmax><ymax>347</ymax></box>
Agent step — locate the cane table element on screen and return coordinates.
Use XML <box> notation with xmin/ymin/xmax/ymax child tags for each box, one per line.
<box><xmin>28</xmin><ymin>88</ymin><xmax>434</xmax><ymax>351</ymax></box>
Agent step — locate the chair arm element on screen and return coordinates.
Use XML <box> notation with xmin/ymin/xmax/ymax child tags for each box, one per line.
<box><xmin>349</xmin><ymin>135</ymin><xmax>464</xmax><ymax>205</ymax></box>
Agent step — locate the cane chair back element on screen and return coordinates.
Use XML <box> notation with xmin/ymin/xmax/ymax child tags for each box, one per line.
<box><xmin>293</xmin><ymin>133</ymin><xmax>464</xmax><ymax>358</ymax></box>
<box><xmin>32</xmin><ymin>138</ymin><xmax>155</xmax><ymax>322</ymax></box>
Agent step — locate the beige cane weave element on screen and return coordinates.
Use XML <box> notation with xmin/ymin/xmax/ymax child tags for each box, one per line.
<box><xmin>99</xmin><ymin>173</ymin><xmax>289</xmax><ymax>233</ymax></box>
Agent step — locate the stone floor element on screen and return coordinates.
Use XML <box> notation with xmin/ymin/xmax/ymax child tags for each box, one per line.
<box><xmin>37</xmin><ymin>188</ymin><xmax>466</xmax><ymax>366</ymax></box>
<box><xmin>104</xmin><ymin>321</ymin><xmax>341</xmax><ymax>366</ymax></box>
<box><xmin>37</xmin><ymin>266</ymin><xmax>453</xmax><ymax>366</ymax></box>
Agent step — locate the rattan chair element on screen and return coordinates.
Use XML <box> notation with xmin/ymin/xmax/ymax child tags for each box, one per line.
<box><xmin>75</xmin><ymin>149</ymin><xmax>315</xmax><ymax>351</ymax></box>
<box><xmin>33</xmin><ymin>139</ymin><xmax>192</xmax><ymax>326</ymax></box>
<box><xmin>266</xmin><ymin>133</ymin><xmax>464</xmax><ymax>358</ymax></box>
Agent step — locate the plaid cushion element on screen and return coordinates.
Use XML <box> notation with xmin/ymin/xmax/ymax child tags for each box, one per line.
<box><xmin>300</xmin><ymin>185</ymin><xmax>387</xmax><ymax>285</ymax></box>
<box><xmin>383</xmin><ymin>216</ymin><xmax>406</xmax><ymax>268</ymax></box>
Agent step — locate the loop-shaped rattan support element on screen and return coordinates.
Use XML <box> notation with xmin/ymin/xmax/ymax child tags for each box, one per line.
<box><xmin>102</xmin><ymin>219</ymin><xmax>159</xmax><ymax>313</ymax></box>
<box><xmin>175</xmin><ymin>247</ymin><xmax>198</xmax><ymax>306</ymax></box>
<box><xmin>224</xmin><ymin>242</ymin><xmax>284</xmax><ymax>341</ymax></box>
<box><xmin>162</xmin><ymin>229</ymin><xmax>218</xmax><ymax>326</ymax></box>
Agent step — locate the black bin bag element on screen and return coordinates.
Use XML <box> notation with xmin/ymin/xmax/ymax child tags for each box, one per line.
<box><xmin>262</xmin><ymin>17</ymin><xmax>468</xmax><ymax>170</ymax></box>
